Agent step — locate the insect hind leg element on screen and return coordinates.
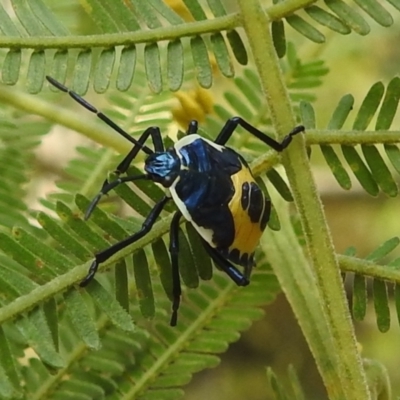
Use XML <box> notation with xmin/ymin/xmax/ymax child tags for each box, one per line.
<box><xmin>214</xmin><ymin>116</ymin><xmax>304</xmax><ymax>151</ymax></box>
<box><xmin>201</xmin><ymin>240</ymin><xmax>249</xmax><ymax>286</ymax></box>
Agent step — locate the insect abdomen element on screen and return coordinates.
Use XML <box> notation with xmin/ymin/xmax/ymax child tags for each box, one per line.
<box><xmin>224</xmin><ymin>166</ymin><xmax>271</xmax><ymax>267</ymax></box>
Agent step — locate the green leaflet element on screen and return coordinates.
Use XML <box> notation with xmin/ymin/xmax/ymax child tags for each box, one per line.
<box><xmin>211</xmin><ymin>33</ymin><xmax>234</xmax><ymax>78</ymax></box>
<box><xmin>133</xmin><ymin>249</ymin><xmax>155</xmax><ymax>319</ymax></box>
<box><xmin>73</xmin><ymin>50</ymin><xmax>92</xmax><ymax>95</ymax></box>
<box><xmin>64</xmin><ymin>289</ymin><xmax>101</xmax><ymax>350</ymax></box>
<box><xmin>145</xmin><ymin>43</ymin><xmax>163</xmax><ymax>94</ymax></box>
<box><xmin>305</xmin><ymin>5</ymin><xmax>351</xmax><ymax>34</ymax></box>
<box><xmin>85</xmin><ymin>280</ymin><xmax>135</xmax><ymax>332</ymax></box>
<box><xmin>353</xmin><ymin>0</ymin><xmax>393</xmax><ymax>27</ymax></box>
<box><xmin>117</xmin><ymin>46</ymin><xmax>137</xmax><ymax>92</ymax></box>
<box><xmin>325</xmin><ymin>0</ymin><xmax>370</xmax><ymax>35</ymax></box>
<box><xmin>94</xmin><ymin>48</ymin><xmax>116</xmax><ymax>94</ymax></box>
<box><xmin>191</xmin><ymin>36</ymin><xmax>213</xmax><ymax>88</ymax></box>
<box><xmin>373</xmin><ymin>279</ymin><xmax>390</xmax><ymax>332</ymax></box>
<box><xmin>352</xmin><ymin>274</ymin><xmax>367</xmax><ymax>321</ymax></box>
<box><xmin>286</xmin><ymin>14</ymin><xmax>325</xmax><ymax>43</ymax></box>
<box><xmin>167</xmin><ymin>40</ymin><xmax>184</xmax><ymax>91</ymax></box>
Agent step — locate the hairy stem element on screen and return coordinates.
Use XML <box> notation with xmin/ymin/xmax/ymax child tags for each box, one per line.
<box><xmin>237</xmin><ymin>0</ymin><xmax>370</xmax><ymax>399</ymax></box>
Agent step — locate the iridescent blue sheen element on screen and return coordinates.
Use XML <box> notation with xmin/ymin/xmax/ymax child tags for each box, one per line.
<box><xmin>179</xmin><ymin>138</ymin><xmax>211</xmax><ymax>172</ymax></box>
<box><xmin>144</xmin><ymin>151</ymin><xmax>180</xmax><ymax>186</ymax></box>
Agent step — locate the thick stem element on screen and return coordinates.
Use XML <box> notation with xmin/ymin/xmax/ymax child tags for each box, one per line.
<box><xmin>237</xmin><ymin>0</ymin><xmax>370</xmax><ymax>399</ymax></box>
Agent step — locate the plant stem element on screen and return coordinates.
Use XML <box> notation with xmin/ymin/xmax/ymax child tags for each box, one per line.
<box><xmin>0</xmin><ymin>14</ymin><xmax>239</xmax><ymax>49</ymax></box>
<box><xmin>0</xmin><ymin>218</ymin><xmax>171</xmax><ymax>325</ymax></box>
<box><xmin>262</xmin><ymin>199</ymin><xmax>345</xmax><ymax>399</ymax></box>
<box><xmin>237</xmin><ymin>0</ymin><xmax>370</xmax><ymax>399</ymax></box>
<box><xmin>0</xmin><ymin>2</ymin><xmax>316</xmax><ymax>50</ymax></box>
<box><xmin>306</xmin><ymin>130</ymin><xmax>400</xmax><ymax>145</ymax></box>
<box><xmin>267</xmin><ymin>0</ymin><xmax>317</xmax><ymax>18</ymax></box>
<box><xmin>339</xmin><ymin>255</ymin><xmax>400</xmax><ymax>283</ymax></box>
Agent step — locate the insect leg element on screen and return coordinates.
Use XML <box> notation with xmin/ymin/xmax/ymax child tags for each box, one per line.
<box><xmin>115</xmin><ymin>126</ymin><xmax>164</xmax><ymax>175</ymax></box>
<box><xmin>201</xmin><ymin>240</ymin><xmax>250</xmax><ymax>286</ymax></box>
<box><xmin>215</xmin><ymin>117</ymin><xmax>304</xmax><ymax>151</ymax></box>
<box><xmin>45</xmin><ymin>76</ymin><xmax>153</xmax><ymax>155</ymax></box>
<box><xmin>186</xmin><ymin>120</ymin><xmax>198</xmax><ymax>135</ymax></box>
<box><xmin>89</xmin><ymin>125</ymin><xmax>164</xmax><ymax>216</ymax></box>
<box><xmin>80</xmin><ymin>195</ymin><xmax>170</xmax><ymax>286</ymax></box>
<box><xmin>91</xmin><ymin>124</ymin><xmax>165</xmax><ymax>218</ymax></box>
<box><xmin>169</xmin><ymin>211</ymin><xmax>182</xmax><ymax>326</ymax></box>
<box><xmin>85</xmin><ymin>174</ymin><xmax>150</xmax><ymax>220</ymax></box>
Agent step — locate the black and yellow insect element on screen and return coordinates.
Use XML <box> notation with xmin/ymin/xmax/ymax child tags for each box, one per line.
<box><xmin>46</xmin><ymin>76</ymin><xmax>304</xmax><ymax>326</ymax></box>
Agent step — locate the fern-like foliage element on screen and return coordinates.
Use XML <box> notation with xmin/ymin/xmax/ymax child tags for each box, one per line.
<box><xmin>1</xmin><ymin>0</ymin><xmax>250</xmax><ymax>94</ymax></box>
<box><xmin>1</xmin><ymin>0</ymin><xmax>398</xmax><ymax>93</ymax></box>
<box><xmin>0</xmin><ymin>110</ymin><xmax>50</xmax><ymax>231</ymax></box>
<box><xmin>338</xmin><ymin>237</ymin><xmax>400</xmax><ymax>333</ymax></box>
<box><xmin>0</xmin><ymin>0</ymin><xmax>400</xmax><ymax>399</ymax></box>
<box><xmin>303</xmin><ymin>77</ymin><xmax>400</xmax><ymax>197</ymax></box>
<box><xmin>22</xmin><ymin>267</ymin><xmax>277</xmax><ymax>400</ymax></box>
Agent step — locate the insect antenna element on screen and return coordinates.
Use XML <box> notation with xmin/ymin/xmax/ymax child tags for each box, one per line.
<box><xmin>46</xmin><ymin>76</ymin><xmax>153</xmax><ymax>155</ymax></box>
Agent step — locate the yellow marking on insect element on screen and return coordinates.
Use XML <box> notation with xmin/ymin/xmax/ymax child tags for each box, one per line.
<box><xmin>227</xmin><ymin>164</ymin><xmax>266</xmax><ymax>258</ymax></box>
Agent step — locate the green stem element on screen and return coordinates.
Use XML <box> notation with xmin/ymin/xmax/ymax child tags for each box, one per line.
<box><xmin>306</xmin><ymin>130</ymin><xmax>400</xmax><ymax>145</ymax></box>
<box><xmin>237</xmin><ymin>0</ymin><xmax>370</xmax><ymax>399</ymax></box>
<box><xmin>262</xmin><ymin>200</ymin><xmax>345</xmax><ymax>399</ymax></box>
<box><xmin>339</xmin><ymin>255</ymin><xmax>400</xmax><ymax>283</ymax></box>
<box><xmin>0</xmin><ymin>14</ymin><xmax>239</xmax><ymax>49</ymax></box>
<box><xmin>267</xmin><ymin>0</ymin><xmax>317</xmax><ymax>19</ymax></box>
<box><xmin>0</xmin><ymin>2</ymin><xmax>317</xmax><ymax>50</ymax></box>
<box><xmin>0</xmin><ymin>218</ymin><xmax>171</xmax><ymax>325</ymax></box>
